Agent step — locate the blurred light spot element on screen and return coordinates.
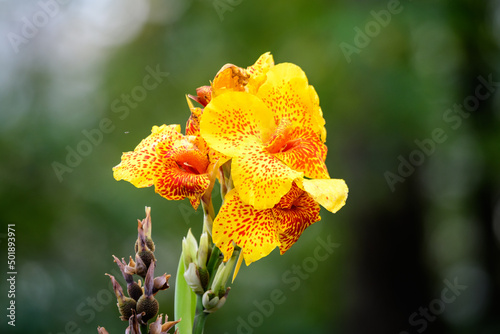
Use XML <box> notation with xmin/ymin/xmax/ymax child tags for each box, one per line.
<box><xmin>148</xmin><ymin>0</ymin><xmax>191</xmax><ymax>24</ymax></box>
<box><xmin>421</xmin><ymin>134</ymin><xmax>483</xmax><ymax>206</ymax></box>
<box><xmin>428</xmin><ymin>217</ymin><xmax>482</xmax><ymax>268</ymax></box>
<box><xmin>442</xmin><ymin>263</ymin><xmax>490</xmax><ymax>325</ymax></box>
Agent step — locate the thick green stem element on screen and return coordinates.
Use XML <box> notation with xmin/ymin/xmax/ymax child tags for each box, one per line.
<box><xmin>192</xmin><ymin>294</ymin><xmax>209</xmax><ymax>334</ymax></box>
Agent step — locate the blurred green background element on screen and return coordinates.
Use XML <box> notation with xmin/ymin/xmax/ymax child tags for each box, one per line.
<box><xmin>1</xmin><ymin>0</ymin><xmax>499</xmax><ymax>333</ymax></box>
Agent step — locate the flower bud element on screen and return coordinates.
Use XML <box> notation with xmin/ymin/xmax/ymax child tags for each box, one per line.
<box><xmin>197</xmin><ymin>232</ymin><xmax>209</xmax><ymax>270</ymax></box>
<box><xmin>183</xmin><ymin>262</ymin><xmax>204</xmax><ymax>294</ymax></box>
<box><xmin>182</xmin><ymin>229</ymin><xmax>198</xmax><ymax>266</ymax></box>
<box><xmin>202</xmin><ymin>288</ymin><xmax>230</xmax><ymax>314</ymax></box>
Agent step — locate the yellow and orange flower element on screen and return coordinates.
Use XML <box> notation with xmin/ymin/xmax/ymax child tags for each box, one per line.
<box><xmin>200</xmin><ymin>62</ymin><xmax>331</xmax><ymax>209</ymax></box>
<box><xmin>113</xmin><ymin>124</ymin><xmax>213</xmax><ymax>210</ymax></box>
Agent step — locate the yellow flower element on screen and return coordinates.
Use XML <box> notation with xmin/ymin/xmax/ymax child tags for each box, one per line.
<box><xmin>200</xmin><ymin>61</ymin><xmax>330</xmax><ymax>209</ymax></box>
<box><xmin>213</xmin><ymin>182</ymin><xmax>347</xmax><ymax>266</ymax></box>
<box><xmin>112</xmin><ymin>124</ymin><xmax>213</xmax><ymax>209</ymax></box>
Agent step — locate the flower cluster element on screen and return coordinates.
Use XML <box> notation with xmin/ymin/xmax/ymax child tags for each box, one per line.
<box><xmin>113</xmin><ymin>52</ymin><xmax>348</xmax><ymax>271</ymax></box>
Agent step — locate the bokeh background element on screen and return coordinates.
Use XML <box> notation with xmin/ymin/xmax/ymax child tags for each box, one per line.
<box><xmin>1</xmin><ymin>0</ymin><xmax>500</xmax><ymax>333</ymax></box>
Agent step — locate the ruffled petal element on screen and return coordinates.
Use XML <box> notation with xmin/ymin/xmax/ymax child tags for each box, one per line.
<box><xmin>266</xmin><ymin>120</ymin><xmax>329</xmax><ymax>179</ymax></box>
<box><xmin>274</xmin><ymin>189</ymin><xmax>321</xmax><ymax>254</ymax></box>
<box><xmin>200</xmin><ymin>92</ymin><xmax>275</xmax><ymax>157</ymax></box>
<box><xmin>154</xmin><ymin>138</ymin><xmax>211</xmax><ymax>209</ymax></box>
<box><xmin>256</xmin><ymin>63</ymin><xmax>327</xmax><ymax>141</ymax></box>
<box><xmin>153</xmin><ymin>161</ymin><xmax>210</xmax><ymax>210</ymax></box>
<box><xmin>113</xmin><ymin>124</ymin><xmax>182</xmax><ymax>188</ymax></box>
<box><xmin>298</xmin><ymin>178</ymin><xmax>348</xmax><ymax>213</ymax></box>
<box><xmin>212</xmin><ymin>188</ymin><xmax>280</xmax><ymax>265</ymax></box>
<box><xmin>246</xmin><ymin>52</ymin><xmax>274</xmax><ymax>93</ymax></box>
<box><xmin>231</xmin><ymin>142</ymin><xmax>303</xmax><ymax>210</ymax></box>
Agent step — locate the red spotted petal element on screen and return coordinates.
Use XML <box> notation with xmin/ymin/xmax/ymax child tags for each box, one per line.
<box><xmin>212</xmin><ymin>188</ymin><xmax>280</xmax><ymax>265</ymax></box>
<box><xmin>231</xmin><ymin>142</ymin><xmax>303</xmax><ymax>209</ymax></box>
<box><xmin>274</xmin><ymin>189</ymin><xmax>321</xmax><ymax>254</ymax></box>
<box><xmin>113</xmin><ymin>125</ymin><xmax>182</xmax><ymax>188</ymax></box>
<box><xmin>266</xmin><ymin>120</ymin><xmax>329</xmax><ymax>179</ymax></box>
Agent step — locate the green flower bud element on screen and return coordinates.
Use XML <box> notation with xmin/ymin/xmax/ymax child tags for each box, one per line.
<box><xmin>183</xmin><ymin>262</ymin><xmax>204</xmax><ymax>294</ymax></box>
<box><xmin>182</xmin><ymin>229</ymin><xmax>198</xmax><ymax>265</ymax></box>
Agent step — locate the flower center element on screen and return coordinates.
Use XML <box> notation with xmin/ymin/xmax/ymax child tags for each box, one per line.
<box><xmin>174</xmin><ymin>150</ymin><xmax>209</xmax><ymax>175</ymax></box>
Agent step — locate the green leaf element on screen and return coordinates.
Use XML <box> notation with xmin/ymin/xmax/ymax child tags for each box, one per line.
<box><xmin>175</xmin><ymin>252</ymin><xmax>197</xmax><ymax>334</ymax></box>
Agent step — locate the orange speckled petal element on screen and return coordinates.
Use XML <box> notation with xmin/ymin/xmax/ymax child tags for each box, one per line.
<box><xmin>113</xmin><ymin>124</ymin><xmax>182</xmax><ymax>188</ymax></box>
<box><xmin>299</xmin><ymin>178</ymin><xmax>348</xmax><ymax>213</ymax></box>
<box><xmin>274</xmin><ymin>190</ymin><xmax>321</xmax><ymax>254</ymax></box>
<box><xmin>257</xmin><ymin>63</ymin><xmax>326</xmax><ymax>141</ymax></box>
<box><xmin>200</xmin><ymin>92</ymin><xmax>275</xmax><ymax>157</ymax></box>
<box><xmin>266</xmin><ymin>121</ymin><xmax>329</xmax><ymax>179</ymax></box>
<box><xmin>231</xmin><ymin>143</ymin><xmax>303</xmax><ymax>210</ymax></box>
<box><xmin>212</xmin><ymin>188</ymin><xmax>280</xmax><ymax>265</ymax></box>
<box><xmin>153</xmin><ymin>160</ymin><xmax>210</xmax><ymax>210</ymax></box>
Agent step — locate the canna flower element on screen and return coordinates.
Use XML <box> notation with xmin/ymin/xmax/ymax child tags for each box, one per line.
<box><xmin>113</xmin><ymin>124</ymin><xmax>214</xmax><ymax>210</ymax></box>
<box><xmin>213</xmin><ymin>182</ymin><xmax>347</xmax><ymax>266</ymax></box>
<box><xmin>200</xmin><ymin>59</ymin><xmax>331</xmax><ymax>209</ymax></box>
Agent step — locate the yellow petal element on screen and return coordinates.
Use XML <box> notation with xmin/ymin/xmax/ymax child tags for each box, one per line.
<box><xmin>246</xmin><ymin>52</ymin><xmax>274</xmax><ymax>93</ymax></box>
<box><xmin>112</xmin><ymin>124</ymin><xmax>182</xmax><ymax>188</ymax></box>
<box><xmin>231</xmin><ymin>143</ymin><xmax>303</xmax><ymax>209</ymax></box>
<box><xmin>256</xmin><ymin>63</ymin><xmax>326</xmax><ymax>141</ymax></box>
<box><xmin>212</xmin><ymin>188</ymin><xmax>280</xmax><ymax>265</ymax></box>
<box><xmin>298</xmin><ymin>178</ymin><xmax>348</xmax><ymax>213</ymax></box>
<box><xmin>200</xmin><ymin>91</ymin><xmax>275</xmax><ymax>157</ymax></box>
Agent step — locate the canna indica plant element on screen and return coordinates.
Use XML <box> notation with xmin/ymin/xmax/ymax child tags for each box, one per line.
<box><xmin>101</xmin><ymin>52</ymin><xmax>348</xmax><ymax>333</ymax></box>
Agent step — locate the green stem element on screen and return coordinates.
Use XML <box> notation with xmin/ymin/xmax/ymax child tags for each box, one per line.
<box><xmin>192</xmin><ymin>294</ymin><xmax>209</xmax><ymax>334</ymax></box>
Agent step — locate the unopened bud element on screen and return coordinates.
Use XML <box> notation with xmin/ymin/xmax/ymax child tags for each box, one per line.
<box><xmin>183</xmin><ymin>262</ymin><xmax>204</xmax><ymax>294</ymax></box>
<box><xmin>197</xmin><ymin>232</ymin><xmax>209</xmax><ymax>270</ymax></box>
<box><xmin>202</xmin><ymin>288</ymin><xmax>230</xmax><ymax>313</ymax></box>
<box><xmin>182</xmin><ymin>229</ymin><xmax>198</xmax><ymax>265</ymax></box>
